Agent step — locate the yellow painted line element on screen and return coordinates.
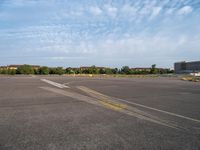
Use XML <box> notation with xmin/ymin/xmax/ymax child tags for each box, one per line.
<box><xmin>97</xmin><ymin>97</ymin><xmax>182</xmax><ymax>129</ymax></box>
<box><xmin>40</xmin><ymin>86</ymin><xmax>186</xmax><ymax>131</ymax></box>
<box><xmin>100</xmin><ymin>99</ymin><xmax>127</xmax><ymax>109</ymax></box>
<box><xmin>78</xmin><ymin>86</ymin><xmax>200</xmax><ymax>124</ymax></box>
<box><xmin>98</xmin><ymin>100</ymin><xmax>123</xmax><ymax>111</ymax></box>
<box><xmin>77</xmin><ymin>86</ymin><xmax>200</xmax><ymax>132</ymax></box>
<box><xmin>116</xmin><ymin>99</ymin><xmax>200</xmax><ymax>123</ymax></box>
<box><xmin>98</xmin><ymin>100</ymin><xmax>124</xmax><ymax>111</ymax></box>
<box><xmin>77</xmin><ymin>86</ymin><xmax>127</xmax><ymax>110</ymax></box>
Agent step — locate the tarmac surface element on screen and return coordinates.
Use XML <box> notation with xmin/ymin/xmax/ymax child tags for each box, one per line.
<box><xmin>0</xmin><ymin>75</ymin><xmax>200</xmax><ymax>150</ymax></box>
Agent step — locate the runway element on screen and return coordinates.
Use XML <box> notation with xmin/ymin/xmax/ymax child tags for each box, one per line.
<box><xmin>0</xmin><ymin>76</ymin><xmax>200</xmax><ymax>150</ymax></box>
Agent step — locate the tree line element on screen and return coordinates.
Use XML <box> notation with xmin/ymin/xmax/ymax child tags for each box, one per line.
<box><xmin>0</xmin><ymin>65</ymin><xmax>65</xmax><ymax>75</ymax></box>
<box><xmin>0</xmin><ymin>64</ymin><xmax>174</xmax><ymax>75</ymax></box>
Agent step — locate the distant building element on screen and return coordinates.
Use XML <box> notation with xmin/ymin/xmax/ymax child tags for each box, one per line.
<box><xmin>0</xmin><ymin>65</ymin><xmax>19</xmax><ymax>70</ymax></box>
<box><xmin>7</xmin><ymin>65</ymin><xmax>21</xmax><ymax>70</ymax></box>
<box><xmin>0</xmin><ymin>66</ymin><xmax>7</xmax><ymax>70</ymax></box>
<box><xmin>131</xmin><ymin>68</ymin><xmax>169</xmax><ymax>73</ymax></box>
<box><xmin>29</xmin><ymin>65</ymin><xmax>40</xmax><ymax>70</ymax></box>
<box><xmin>131</xmin><ymin>68</ymin><xmax>151</xmax><ymax>72</ymax></box>
<box><xmin>174</xmin><ymin>61</ymin><xmax>200</xmax><ymax>74</ymax></box>
<box><xmin>80</xmin><ymin>66</ymin><xmax>109</xmax><ymax>71</ymax></box>
<box><xmin>0</xmin><ymin>65</ymin><xmax>40</xmax><ymax>70</ymax></box>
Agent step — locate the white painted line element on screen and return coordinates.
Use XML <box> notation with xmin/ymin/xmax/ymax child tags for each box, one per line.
<box><xmin>78</xmin><ymin>86</ymin><xmax>200</xmax><ymax>123</ymax></box>
<box><xmin>116</xmin><ymin>98</ymin><xmax>200</xmax><ymax>123</ymax></box>
<box><xmin>41</xmin><ymin>79</ymin><xmax>69</xmax><ymax>89</ymax></box>
<box><xmin>40</xmin><ymin>86</ymin><xmax>182</xmax><ymax>130</ymax></box>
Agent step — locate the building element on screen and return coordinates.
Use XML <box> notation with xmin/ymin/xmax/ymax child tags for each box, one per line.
<box><xmin>7</xmin><ymin>65</ymin><xmax>21</xmax><ymax>70</ymax></box>
<box><xmin>0</xmin><ymin>65</ymin><xmax>19</xmax><ymax>70</ymax></box>
<box><xmin>0</xmin><ymin>65</ymin><xmax>40</xmax><ymax>70</ymax></box>
<box><xmin>80</xmin><ymin>66</ymin><xmax>108</xmax><ymax>70</ymax></box>
<box><xmin>131</xmin><ymin>68</ymin><xmax>151</xmax><ymax>72</ymax></box>
<box><xmin>174</xmin><ymin>61</ymin><xmax>200</xmax><ymax>74</ymax></box>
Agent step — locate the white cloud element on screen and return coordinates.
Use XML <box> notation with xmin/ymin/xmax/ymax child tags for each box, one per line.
<box><xmin>50</xmin><ymin>56</ymin><xmax>85</xmax><ymax>60</ymax></box>
<box><xmin>121</xmin><ymin>4</ymin><xmax>136</xmax><ymax>14</ymax></box>
<box><xmin>51</xmin><ymin>57</ymin><xmax>66</xmax><ymax>60</ymax></box>
<box><xmin>89</xmin><ymin>6</ymin><xmax>102</xmax><ymax>16</ymax></box>
<box><xmin>165</xmin><ymin>8</ymin><xmax>176</xmax><ymax>15</ymax></box>
<box><xmin>177</xmin><ymin>6</ymin><xmax>193</xmax><ymax>15</ymax></box>
<box><xmin>86</xmin><ymin>34</ymin><xmax>200</xmax><ymax>62</ymax></box>
<box><xmin>6</xmin><ymin>0</ymin><xmax>39</xmax><ymax>7</ymax></box>
<box><xmin>69</xmin><ymin>11</ymin><xmax>83</xmax><ymax>17</ymax></box>
<box><xmin>104</xmin><ymin>5</ymin><xmax>118</xmax><ymax>18</ymax></box>
<box><xmin>1</xmin><ymin>0</ymin><xmax>199</xmax><ymax>67</ymax></box>
<box><xmin>150</xmin><ymin>7</ymin><xmax>162</xmax><ymax>19</ymax></box>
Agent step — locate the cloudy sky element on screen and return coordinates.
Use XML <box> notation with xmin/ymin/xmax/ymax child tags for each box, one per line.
<box><xmin>0</xmin><ymin>0</ymin><xmax>200</xmax><ymax>68</ymax></box>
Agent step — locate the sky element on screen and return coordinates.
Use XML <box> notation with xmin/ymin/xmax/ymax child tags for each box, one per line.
<box><xmin>0</xmin><ymin>0</ymin><xmax>200</xmax><ymax>68</ymax></box>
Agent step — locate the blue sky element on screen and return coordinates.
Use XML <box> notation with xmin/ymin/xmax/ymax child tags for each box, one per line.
<box><xmin>0</xmin><ymin>0</ymin><xmax>200</xmax><ymax>68</ymax></box>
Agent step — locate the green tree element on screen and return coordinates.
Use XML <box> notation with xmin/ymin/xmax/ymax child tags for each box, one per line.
<box><xmin>65</xmin><ymin>68</ymin><xmax>72</xmax><ymax>74</ymax></box>
<box><xmin>65</xmin><ymin>68</ymin><xmax>71</xmax><ymax>74</ymax></box>
<box><xmin>34</xmin><ymin>68</ymin><xmax>40</xmax><ymax>75</ymax></box>
<box><xmin>49</xmin><ymin>67</ymin><xmax>65</xmax><ymax>75</ymax></box>
<box><xmin>99</xmin><ymin>68</ymin><xmax>106</xmax><ymax>74</ymax></box>
<box><xmin>88</xmin><ymin>65</ymin><xmax>98</xmax><ymax>74</ymax></box>
<box><xmin>74</xmin><ymin>69</ymin><xmax>80</xmax><ymax>74</ymax></box>
<box><xmin>55</xmin><ymin>67</ymin><xmax>65</xmax><ymax>75</ymax></box>
<box><xmin>7</xmin><ymin>69</ymin><xmax>16</xmax><ymax>75</ymax></box>
<box><xmin>16</xmin><ymin>65</ymin><xmax>34</xmax><ymax>74</ymax></box>
<box><xmin>150</xmin><ymin>64</ymin><xmax>157</xmax><ymax>74</ymax></box>
<box><xmin>39</xmin><ymin>67</ymin><xmax>49</xmax><ymax>75</ymax></box>
<box><xmin>0</xmin><ymin>69</ymin><xmax>8</xmax><ymax>74</ymax></box>
<box><xmin>105</xmin><ymin>68</ymin><xmax>113</xmax><ymax>74</ymax></box>
<box><xmin>121</xmin><ymin>66</ymin><xmax>131</xmax><ymax>74</ymax></box>
<box><xmin>112</xmin><ymin>68</ymin><xmax>118</xmax><ymax>74</ymax></box>
<box><xmin>49</xmin><ymin>68</ymin><xmax>57</xmax><ymax>74</ymax></box>
<box><xmin>82</xmin><ymin>69</ymin><xmax>89</xmax><ymax>74</ymax></box>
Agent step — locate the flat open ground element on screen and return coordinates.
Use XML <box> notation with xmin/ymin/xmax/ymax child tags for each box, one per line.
<box><xmin>0</xmin><ymin>76</ymin><xmax>200</xmax><ymax>150</ymax></box>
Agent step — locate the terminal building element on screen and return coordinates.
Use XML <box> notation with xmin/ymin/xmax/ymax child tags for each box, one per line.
<box><xmin>174</xmin><ymin>61</ymin><xmax>200</xmax><ymax>74</ymax></box>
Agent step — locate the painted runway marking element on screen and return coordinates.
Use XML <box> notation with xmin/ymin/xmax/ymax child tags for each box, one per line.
<box><xmin>77</xmin><ymin>86</ymin><xmax>127</xmax><ymax>109</ymax></box>
<box><xmin>40</xmin><ymin>86</ymin><xmax>182</xmax><ymax>130</ymax></box>
<box><xmin>117</xmin><ymin>99</ymin><xmax>200</xmax><ymax>123</ymax></box>
<box><xmin>77</xmin><ymin>86</ymin><xmax>200</xmax><ymax>124</ymax></box>
<box><xmin>77</xmin><ymin>86</ymin><xmax>187</xmax><ymax>130</ymax></box>
<box><xmin>98</xmin><ymin>100</ymin><xmax>126</xmax><ymax>111</ymax></box>
<box><xmin>41</xmin><ymin>79</ymin><xmax>70</xmax><ymax>89</ymax></box>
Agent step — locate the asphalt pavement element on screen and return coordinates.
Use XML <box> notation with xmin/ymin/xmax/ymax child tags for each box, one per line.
<box><xmin>0</xmin><ymin>75</ymin><xmax>200</xmax><ymax>150</ymax></box>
